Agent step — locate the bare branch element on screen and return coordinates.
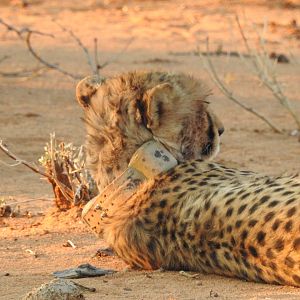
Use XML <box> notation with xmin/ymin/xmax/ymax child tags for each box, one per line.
<box><xmin>0</xmin><ymin>138</ymin><xmax>75</xmax><ymax>207</ymax></box>
<box><xmin>0</xmin><ymin>19</ymin><xmax>81</xmax><ymax>79</ymax></box>
<box><xmin>200</xmin><ymin>38</ymin><xmax>282</xmax><ymax>134</ymax></box>
<box><xmin>25</xmin><ymin>31</ymin><xmax>80</xmax><ymax>80</ymax></box>
<box><xmin>235</xmin><ymin>15</ymin><xmax>300</xmax><ymax>131</ymax></box>
<box><xmin>0</xmin><ymin>139</ymin><xmax>51</xmax><ymax>179</ymax></box>
<box><xmin>53</xmin><ymin>20</ymin><xmax>97</xmax><ymax>75</ymax></box>
<box><xmin>0</xmin><ymin>160</ymin><xmax>22</xmax><ymax>167</ymax></box>
<box><xmin>0</xmin><ymin>66</ymin><xmax>47</xmax><ymax>78</ymax></box>
<box><xmin>52</xmin><ymin>20</ymin><xmax>133</xmax><ymax>74</ymax></box>
<box><xmin>0</xmin><ymin>19</ymin><xmax>132</xmax><ymax>81</ymax></box>
<box><xmin>94</xmin><ymin>38</ymin><xmax>100</xmax><ymax>75</ymax></box>
<box><xmin>99</xmin><ymin>38</ymin><xmax>134</xmax><ymax>70</ymax></box>
<box><xmin>0</xmin><ymin>18</ymin><xmax>54</xmax><ymax>39</ymax></box>
<box><xmin>0</xmin><ymin>18</ymin><xmax>23</xmax><ymax>38</ymax></box>
<box><xmin>235</xmin><ymin>15</ymin><xmax>252</xmax><ymax>57</ymax></box>
<box><xmin>0</xmin><ymin>19</ymin><xmax>80</xmax><ymax>80</ymax></box>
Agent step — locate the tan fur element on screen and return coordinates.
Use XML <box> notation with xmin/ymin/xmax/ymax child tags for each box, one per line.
<box><xmin>76</xmin><ymin>71</ymin><xmax>223</xmax><ymax>191</ymax></box>
<box><xmin>76</xmin><ymin>71</ymin><xmax>300</xmax><ymax>286</ymax></box>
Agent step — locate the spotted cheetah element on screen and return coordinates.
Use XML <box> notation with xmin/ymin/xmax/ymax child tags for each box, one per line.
<box><xmin>76</xmin><ymin>71</ymin><xmax>300</xmax><ymax>286</ymax></box>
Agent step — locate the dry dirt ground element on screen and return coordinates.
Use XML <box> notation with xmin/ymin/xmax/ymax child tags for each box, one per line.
<box><xmin>0</xmin><ymin>0</ymin><xmax>300</xmax><ymax>299</ymax></box>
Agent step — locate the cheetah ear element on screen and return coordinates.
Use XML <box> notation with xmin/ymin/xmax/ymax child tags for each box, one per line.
<box><xmin>144</xmin><ymin>83</ymin><xmax>173</xmax><ymax>129</ymax></box>
<box><xmin>76</xmin><ymin>75</ymin><xmax>105</xmax><ymax>108</ymax></box>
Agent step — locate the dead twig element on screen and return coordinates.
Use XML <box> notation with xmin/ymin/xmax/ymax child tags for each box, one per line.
<box><xmin>63</xmin><ymin>240</ymin><xmax>77</xmax><ymax>249</ymax></box>
<box><xmin>38</xmin><ymin>133</ymin><xmax>98</xmax><ymax>210</ymax></box>
<box><xmin>0</xmin><ymin>139</ymin><xmax>51</xmax><ymax>179</ymax></box>
<box><xmin>94</xmin><ymin>38</ymin><xmax>100</xmax><ymax>74</ymax></box>
<box><xmin>0</xmin><ymin>19</ymin><xmax>80</xmax><ymax>80</ymax></box>
<box><xmin>46</xmin><ymin>133</ymin><xmax>74</xmax><ymax>208</ymax></box>
<box><xmin>0</xmin><ymin>18</ymin><xmax>54</xmax><ymax>39</ymax></box>
<box><xmin>200</xmin><ymin>38</ymin><xmax>282</xmax><ymax>133</ymax></box>
<box><xmin>52</xmin><ymin>20</ymin><xmax>97</xmax><ymax>75</ymax></box>
<box><xmin>53</xmin><ymin>20</ymin><xmax>133</xmax><ymax>74</ymax></box>
<box><xmin>0</xmin><ymin>19</ymin><xmax>132</xmax><ymax>81</ymax></box>
<box><xmin>98</xmin><ymin>37</ymin><xmax>134</xmax><ymax>70</ymax></box>
<box><xmin>0</xmin><ymin>160</ymin><xmax>22</xmax><ymax>167</ymax></box>
<box><xmin>0</xmin><ymin>43</ymin><xmax>48</xmax><ymax>80</ymax></box>
<box><xmin>25</xmin><ymin>31</ymin><xmax>80</xmax><ymax>80</ymax></box>
<box><xmin>236</xmin><ymin>15</ymin><xmax>300</xmax><ymax>131</ymax></box>
<box><xmin>179</xmin><ymin>271</ymin><xmax>201</xmax><ymax>279</ymax></box>
<box><xmin>52</xmin><ymin>20</ymin><xmax>134</xmax><ymax>74</ymax></box>
<box><xmin>25</xmin><ymin>249</ymin><xmax>38</xmax><ymax>258</ymax></box>
<box><xmin>0</xmin><ymin>19</ymin><xmax>76</xmax><ymax>79</ymax></box>
<box><xmin>0</xmin><ymin>66</ymin><xmax>48</xmax><ymax>78</ymax></box>
<box><xmin>0</xmin><ymin>136</ymin><xmax>96</xmax><ymax>210</ymax></box>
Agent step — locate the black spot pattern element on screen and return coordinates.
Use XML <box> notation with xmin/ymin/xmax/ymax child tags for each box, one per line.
<box><xmin>256</xmin><ymin>231</ymin><xmax>266</xmax><ymax>245</ymax></box>
<box><xmin>249</xmin><ymin>246</ymin><xmax>258</xmax><ymax>258</ymax></box>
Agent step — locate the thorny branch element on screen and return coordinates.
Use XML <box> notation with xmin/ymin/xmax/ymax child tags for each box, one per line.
<box><xmin>200</xmin><ymin>38</ymin><xmax>282</xmax><ymax>133</ymax></box>
<box><xmin>235</xmin><ymin>15</ymin><xmax>300</xmax><ymax>132</ymax></box>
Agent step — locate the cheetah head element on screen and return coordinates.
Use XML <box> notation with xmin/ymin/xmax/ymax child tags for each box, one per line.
<box><xmin>76</xmin><ymin>71</ymin><xmax>224</xmax><ymax>191</ymax></box>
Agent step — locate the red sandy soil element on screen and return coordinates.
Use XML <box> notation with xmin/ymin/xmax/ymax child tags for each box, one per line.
<box><xmin>0</xmin><ymin>0</ymin><xmax>300</xmax><ymax>299</ymax></box>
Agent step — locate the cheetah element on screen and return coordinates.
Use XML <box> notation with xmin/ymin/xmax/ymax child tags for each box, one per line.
<box><xmin>76</xmin><ymin>71</ymin><xmax>300</xmax><ymax>287</ymax></box>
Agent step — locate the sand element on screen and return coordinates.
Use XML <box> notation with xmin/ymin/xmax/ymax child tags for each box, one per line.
<box><xmin>0</xmin><ymin>0</ymin><xmax>300</xmax><ymax>299</ymax></box>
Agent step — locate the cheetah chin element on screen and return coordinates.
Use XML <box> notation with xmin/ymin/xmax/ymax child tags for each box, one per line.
<box><xmin>77</xmin><ymin>71</ymin><xmax>300</xmax><ymax>287</ymax></box>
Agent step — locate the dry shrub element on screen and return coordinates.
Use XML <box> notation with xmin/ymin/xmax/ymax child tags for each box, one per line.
<box><xmin>39</xmin><ymin>133</ymin><xmax>98</xmax><ymax>210</ymax></box>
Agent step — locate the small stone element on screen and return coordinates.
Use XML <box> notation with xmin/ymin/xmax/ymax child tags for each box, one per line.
<box><xmin>23</xmin><ymin>279</ymin><xmax>89</xmax><ymax>300</ymax></box>
<box><xmin>0</xmin><ymin>205</ymin><xmax>12</xmax><ymax>217</ymax></box>
<box><xmin>209</xmin><ymin>290</ymin><xmax>219</xmax><ymax>297</ymax></box>
<box><xmin>269</xmin><ymin>52</ymin><xmax>289</xmax><ymax>63</ymax></box>
<box><xmin>95</xmin><ymin>247</ymin><xmax>115</xmax><ymax>257</ymax></box>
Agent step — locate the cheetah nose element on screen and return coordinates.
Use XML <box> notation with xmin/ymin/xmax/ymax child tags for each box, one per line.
<box><xmin>218</xmin><ymin>127</ymin><xmax>225</xmax><ymax>136</ymax></box>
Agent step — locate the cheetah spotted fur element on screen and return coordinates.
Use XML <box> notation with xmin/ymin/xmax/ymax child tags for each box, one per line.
<box><xmin>76</xmin><ymin>71</ymin><xmax>300</xmax><ymax>286</ymax></box>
